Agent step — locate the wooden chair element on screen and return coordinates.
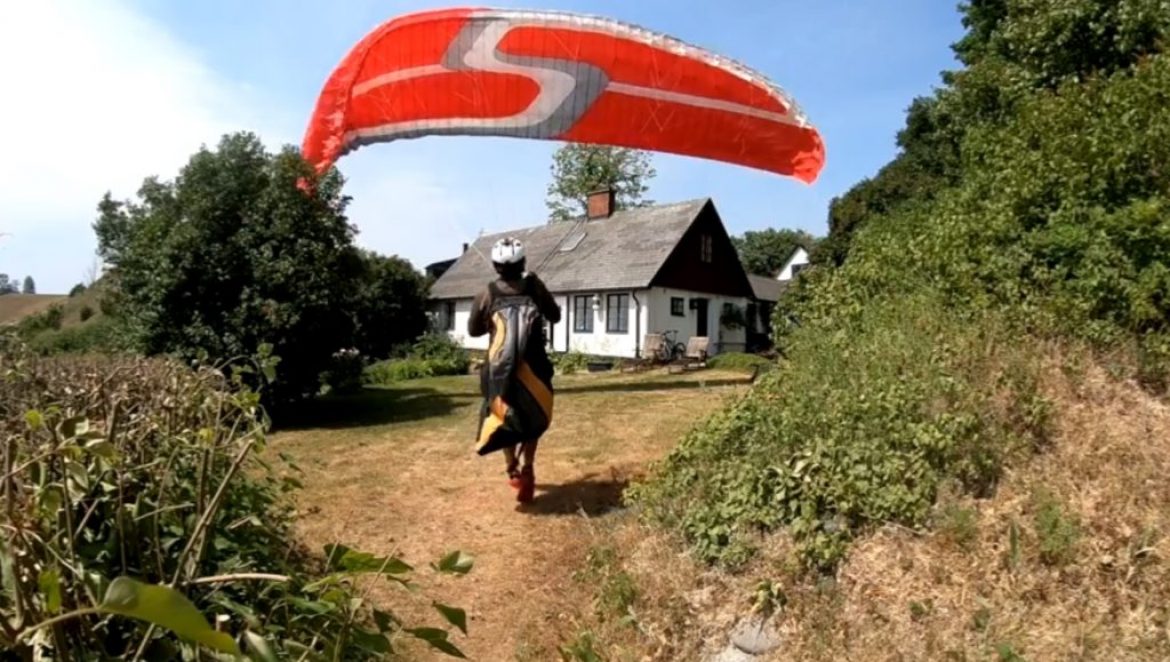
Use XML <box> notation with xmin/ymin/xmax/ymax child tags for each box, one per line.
<box><xmin>684</xmin><ymin>336</ymin><xmax>709</xmax><ymax>370</ymax></box>
<box><xmin>642</xmin><ymin>333</ymin><xmax>665</xmax><ymax>364</ymax></box>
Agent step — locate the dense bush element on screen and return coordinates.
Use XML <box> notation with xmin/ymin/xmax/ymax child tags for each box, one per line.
<box><xmin>27</xmin><ymin>316</ymin><xmax>128</xmax><ymax>356</ymax></box>
<box><xmin>630</xmin><ymin>297</ymin><xmax>1050</xmax><ymax>570</ymax></box>
<box><xmin>552</xmin><ymin>351</ymin><xmax>588</xmax><ymax>374</ymax></box>
<box><xmin>319</xmin><ymin>347</ymin><xmax>365</xmax><ymax>395</ymax></box>
<box><xmin>635</xmin><ymin>0</ymin><xmax>1170</xmax><ymax>572</ymax></box>
<box><xmin>363</xmin><ymin>334</ymin><xmax>470</xmax><ymax>385</ymax></box>
<box><xmin>16</xmin><ymin>304</ymin><xmax>64</xmax><ymax>336</ymax></box>
<box><xmin>0</xmin><ymin>333</ymin><xmax>471</xmax><ymax>659</ymax></box>
<box><xmin>91</xmin><ymin>132</ymin><xmax>429</xmax><ymax>407</ymax></box>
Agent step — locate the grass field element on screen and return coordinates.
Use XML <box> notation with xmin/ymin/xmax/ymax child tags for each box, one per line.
<box><xmin>0</xmin><ymin>294</ymin><xmax>66</xmax><ymax>325</ymax></box>
<box><xmin>270</xmin><ymin>367</ymin><xmax>753</xmax><ymax>660</ymax></box>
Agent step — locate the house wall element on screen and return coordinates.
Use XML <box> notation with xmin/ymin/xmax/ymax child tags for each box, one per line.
<box><xmin>432</xmin><ymin>288</ymin><xmax>749</xmax><ymax>358</ymax></box>
<box><xmin>556</xmin><ymin>290</ymin><xmax>647</xmax><ymax>358</ymax></box>
<box><xmin>776</xmin><ymin>247</ymin><xmax>810</xmax><ymax>281</ymax></box>
<box><xmin>643</xmin><ymin>287</ymin><xmax>748</xmax><ymax>355</ymax></box>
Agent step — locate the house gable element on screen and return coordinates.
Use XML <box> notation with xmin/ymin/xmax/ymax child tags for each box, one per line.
<box><xmin>649</xmin><ymin>200</ymin><xmax>754</xmax><ymax>298</ymax></box>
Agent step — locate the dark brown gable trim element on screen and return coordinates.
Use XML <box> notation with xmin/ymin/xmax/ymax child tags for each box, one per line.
<box><xmin>648</xmin><ymin>201</ymin><xmax>754</xmax><ymax>298</ymax></box>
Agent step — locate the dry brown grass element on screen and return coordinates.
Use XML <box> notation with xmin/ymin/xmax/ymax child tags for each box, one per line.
<box><xmin>566</xmin><ymin>354</ymin><xmax>1170</xmax><ymax>662</ymax></box>
<box><xmin>0</xmin><ymin>294</ymin><xmax>66</xmax><ymax>325</ymax></box>
<box><xmin>270</xmin><ymin>367</ymin><xmax>751</xmax><ymax>661</ymax></box>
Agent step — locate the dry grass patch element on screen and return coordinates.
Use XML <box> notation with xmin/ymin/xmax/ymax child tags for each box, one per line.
<box><xmin>271</xmin><ymin>367</ymin><xmax>750</xmax><ymax>661</ymax></box>
<box><xmin>564</xmin><ymin>356</ymin><xmax>1170</xmax><ymax>661</ymax></box>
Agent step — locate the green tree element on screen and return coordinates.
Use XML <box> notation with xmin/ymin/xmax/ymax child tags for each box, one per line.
<box><xmin>69</xmin><ymin>282</ymin><xmax>87</xmax><ymax>297</ymax></box>
<box><xmin>545</xmin><ymin>143</ymin><xmax>656</xmax><ymax>220</ymax></box>
<box><xmin>733</xmin><ymin>228</ymin><xmax>817</xmax><ymax>276</ymax></box>
<box><xmin>350</xmin><ymin>250</ymin><xmax>430</xmax><ymax>359</ymax></box>
<box><xmin>0</xmin><ymin>274</ymin><xmax>15</xmax><ymax>295</ymax></box>
<box><xmin>21</xmin><ymin>276</ymin><xmax>35</xmax><ymax>294</ymax></box>
<box><xmin>93</xmin><ymin>131</ymin><xmax>364</xmax><ymax>405</ymax></box>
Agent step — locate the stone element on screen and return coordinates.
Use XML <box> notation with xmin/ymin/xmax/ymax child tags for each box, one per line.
<box><xmin>730</xmin><ymin>616</ymin><xmax>783</xmax><ymax>655</ymax></box>
<box><xmin>707</xmin><ymin>643</ymin><xmax>756</xmax><ymax>662</ymax></box>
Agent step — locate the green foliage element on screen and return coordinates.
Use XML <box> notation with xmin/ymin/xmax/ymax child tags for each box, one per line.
<box><xmin>936</xmin><ymin>503</ymin><xmax>980</xmax><ymax>550</ymax></box>
<box><xmin>1032</xmin><ymin>489</ymin><xmax>1081</xmax><ymax>566</ymax></box>
<box><xmin>546</xmin><ymin>143</ymin><xmax>656</xmax><ymax>221</ymax></box>
<box><xmin>22</xmin><ymin>276</ymin><xmax>35</xmax><ymax>294</ymax></box>
<box><xmin>69</xmin><ymin>282</ymin><xmax>88</xmax><ymax>297</ymax></box>
<box><xmin>706</xmin><ymin>352</ymin><xmax>774</xmax><ymax>372</ymax></box>
<box><xmin>320</xmin><ymin>347</ymin><xmax>364</xmax><ymax>395</ymax></box>
<box><xmin>27</xmin><ymin>316</ymin><xmax>128</xmax><ymax>356</ymax></box>
<box><xmin>0</xmin><ymin>274</ymin><xmax>18</xmax><ymax>295</ymax></box>
<box><xmin>78</xmin><ymin>304</ymin><xmax>94</xmax><ymax>322</ymax></box>
<box><xmin>17</xmin><ymin>303</ymin><xmax>64</xmax><ymax>336</ymax></box>
<box><xmin>91</xmin><ymin>131</ymin><xmax>417</xmax><ymax>407</ymax></box>
<box><xmin>350</xmin><ymin>249</ymin><xmax>430</xmax><ymax>360</ymax></box>
<box><xmin>629</xmin><ymin>296</ymin><xmax>1049</xmax><ymax>571</ymax></box>
<box><xmin>573</xmin><ymin>546</ymin><xmax>637</xmax><ymax>624</ymax></box>
<box><xmin>0</xmin><ymin>333</ymin><xmax>471</xmax><ymax>659</ymax></box>
<box><xmin>635</xmin><ymin>0</ymin><xmax>1170</xmax><ymax>576</ymax></box>
<box><xmin>363</xmin><ymin>334</ymin><xmax>470</xmax><ymax>385</ymax></box>
<box><xmin>732</xmin><ymin>228</ymin><xmax>817</xmax><ymax>276</ymax></box>
<box><xmin>553</xmin><ymin>351</ymin><xmax>589</xmax><ymax>375</ymax></box>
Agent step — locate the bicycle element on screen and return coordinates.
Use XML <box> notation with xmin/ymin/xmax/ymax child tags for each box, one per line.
<box><xmin>654</xmin><ymin>329</ymin><xmax>686</xmax><ymax>363</ymax></box>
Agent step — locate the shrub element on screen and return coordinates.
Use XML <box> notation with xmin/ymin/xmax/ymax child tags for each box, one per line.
<box><xmin>27</xmin><ymin>316</ymin><xmax>127</xmax><ymax>355</ymax></box>
<box><xmin>363</xmin><ymin>334</ymin><xmax>470</xmax><ymax>385</ymax></box>
<box><xmin>706</xmin><ymin>352</ymin><xmax>774</xmax><ymax>372</ymax></box>
<box><xmin>320</xmin><ymin>347</ymin><xmax>364</xmax><ymax>395</ymax></box>
<box><xmin>17</xmin><ymin>303</ymin><xmax>64</xmax><ymax>336</ymax></box>
<box><xmin>0</xmin><ymin>333</ymin><xmax>471</xmax><ymax>659</ymax></box>
<box><xmin>79</xmin><ymin>304</ymin><xmax>94</xmax><ymax>322</ymax></box>
<box><xmin>69</xmin><ymin>282</ymin><xmax>87</xmax><ymax>297</ymax></box>
<box><xmin>554</xmin><ymin>351</ymin><xmax>589</xmax><ymax>374</ymax></box>
<box><xmin>629</xmin><ymin>295</ymin><xmax>1050</xmax><ymax>571</ymax></box>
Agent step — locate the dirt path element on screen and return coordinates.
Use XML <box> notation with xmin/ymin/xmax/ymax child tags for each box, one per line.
<box><xmin>272</xmin><ymin>369</ymin><xmax>749</xmax><ymax>661</ymax></box>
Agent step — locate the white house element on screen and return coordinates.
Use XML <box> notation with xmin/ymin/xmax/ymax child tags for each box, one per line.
<box><xmin>427</xmin><ymin>191</ymin><xmax>757</xmax><ymax>359</ymax></box>
<box><xmin>775</xmin><ymin>245</ymin><xmax>810</xmax><ymax>282</ymax></box>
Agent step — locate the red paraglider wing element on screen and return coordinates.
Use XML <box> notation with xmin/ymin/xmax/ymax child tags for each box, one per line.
<box><xmin>302</xmin><ymin>7</ymin><xmax>825</xmax><ymax>183</ymax></box>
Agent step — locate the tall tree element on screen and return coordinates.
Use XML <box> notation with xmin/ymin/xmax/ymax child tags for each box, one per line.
<box><xmin>545</xmin><ymin>143</ymin><xmax>656</xmax><ymax>221</ymax></box>
<box><xmin>93</xmin><ymin>131</ymin><xmax>365</xmax><ymax>405</ymax></box>
<box><xmin>0</xmin><ymin>275</ymin><xmax>14</xmax><ymax>295</ymax></box>
<box><xmin>21</xmin><ymin>276</ymin><xmax>35</xmax><ymax>294</ymax></box>
<box><xmin>350</xmin><ymin>250</ymin><xmax>430</xmax><ymax>359</ymax></box>
<box><xmin>733</xmin><ymin>229</ymin><xmax>818</xmax><ymax>276</ymax></box>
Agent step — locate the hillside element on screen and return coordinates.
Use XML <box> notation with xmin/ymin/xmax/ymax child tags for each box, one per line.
<box><xmin>611</xmin><ymin>2</ymin><xmax>1170</xmax><ymax>660</ymax></box>
<box><xmin>0</xmin><ymin>294</ymin><xmax>66</xmax><ymax>326</ymax></box>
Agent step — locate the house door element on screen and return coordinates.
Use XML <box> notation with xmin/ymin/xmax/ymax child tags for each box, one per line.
<box><xmin>695</xmin><ymin>298</ymin><xmax>709</xmax><ymax>337</ymax></box>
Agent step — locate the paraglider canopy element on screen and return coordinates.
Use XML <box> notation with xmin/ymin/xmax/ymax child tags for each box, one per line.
<box><xmin>302</xmin><ymin>7</ymin><xmax>825</xmax><ymax>183</ymax></box>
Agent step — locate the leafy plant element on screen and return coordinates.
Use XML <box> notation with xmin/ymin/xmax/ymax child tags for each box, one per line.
<box><xmin>554</xmin><ymin>351</ymin><xmax>589</xmax><ymax>375</ymax></box>
<box><xmin>0</xmin><ymin>332</ymin><xmax>471</xmax><ymax>659</ymax></box>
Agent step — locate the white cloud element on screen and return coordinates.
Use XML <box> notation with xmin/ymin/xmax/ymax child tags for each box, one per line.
<box><xmin>0</xmin><ymin>0</ymin><xmax>263</xmax><ymax>291</ymax></box>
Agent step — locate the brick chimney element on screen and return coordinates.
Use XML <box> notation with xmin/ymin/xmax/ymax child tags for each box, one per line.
<box><xmin>586</xmin><ymin>187</ymin><xmax>615</xmax><ymax>220</ymax></box>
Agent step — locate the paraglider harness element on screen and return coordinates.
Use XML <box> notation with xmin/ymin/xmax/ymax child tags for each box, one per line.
<box><xmin>474</xmin><ymin>276</ymin><xmax>555</xmax><ymax>456</ymax></box>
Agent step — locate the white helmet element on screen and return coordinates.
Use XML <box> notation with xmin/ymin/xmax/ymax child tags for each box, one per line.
<box><xmin>491</xmin><ymin>237</ymin><xmax>526</xmax><ymax>265</ymax></box>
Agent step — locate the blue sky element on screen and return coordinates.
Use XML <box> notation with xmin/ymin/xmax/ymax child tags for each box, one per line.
<box><xmin>0</xmin><ymin>1</ymin><xmax>965</xmax><ymax>293</ymax></box>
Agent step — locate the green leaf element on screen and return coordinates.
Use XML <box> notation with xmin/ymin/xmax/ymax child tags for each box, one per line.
<box><xmin>243</xmin><ymin>630</ymin><xmax>278</xmax><ymax>662</ymax></box>
<box><xmin>373</xmin><ymin>608</ymin><xmax>401</xmax><ymax>633</ymax></box>
<box><xmin>25</xmin><ymin>410</ymin><xmax>44</xmax><ymax>431</ymax></box>
<box><xmin>406</xmin><ymin>628</ymin><xmax>466</xmax><ymax>659</ymax></box>
<box><xmin>349</xmin><ymin>627</ymin><xmax>391</xmax><ymax>653</ymax></box>
<box><xmin>98</xmin><ymin>577</ymin><xmax>240</xmax><ymax>655</ymax></box>
<box><xmin>323</xmin><ymin>544</ymin><xmax>412</xmax><ymax>575</ymax></box>
<box><xmin>38</xmin><ymin>569</ymin><xmax>62</xmax><ymax>614</ymax></box>
<box><xmin>84</xmin><ymin>439</ymin><xmax>118</xmax><ymax>461</ymax></box>
<box><xmin>433</xmin><ymin>602</ymin><xmax>467</xmax><ymax>635</ymax></box>
<box><xmin>61</xmin><ymin>416</ymin><xmax>89</xmax><ymax>439</ymax></box>
<box><xmin>433</xmin><ymin>550</ymin><xmax>474</xmax><ymax>575</ymax></box>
